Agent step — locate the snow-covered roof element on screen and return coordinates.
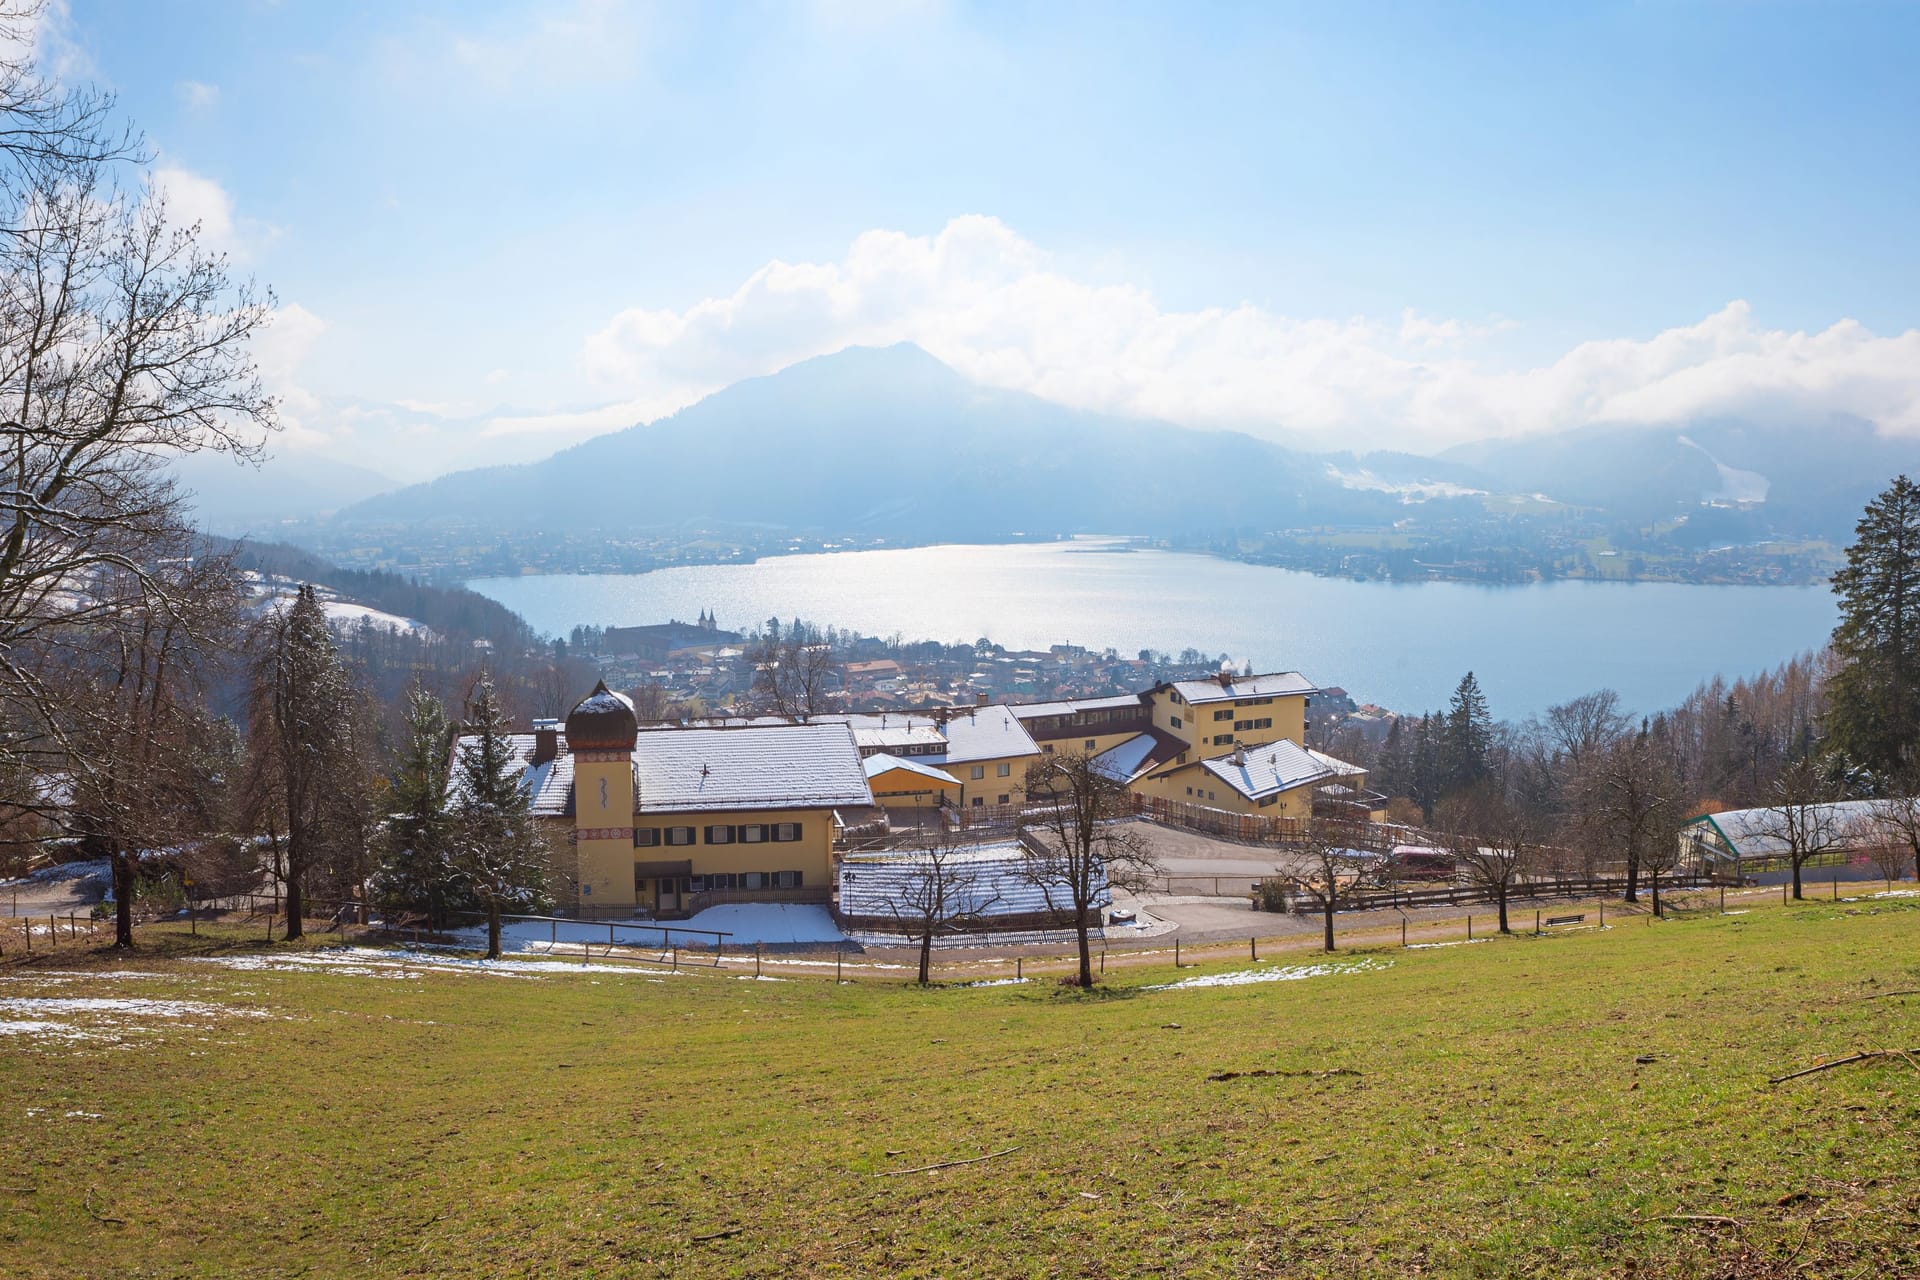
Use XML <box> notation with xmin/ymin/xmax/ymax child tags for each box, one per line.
<box><xmin>837</xmin><ymin>840</ymin><xmax>1110</xmax><ymax>921</ymax></box>
<box><xmin>1009</xmin><ymin>694</ymin><xmax>1145</xmax><ymax>720</ymax></box>
<box><xmin>830</xmin><ymin>706</ymin><xmax>1042</xmax><ymax>765</ymax></box>
<box><xmin>1197</xmin><ymin>742</ymin><xmax>1364</xmax><ymax>802</ymax></box>
<box><xmin>849</xmin><ymin>723</ymin><xmax>949</xmax><ymax>753</ymax></box>
<box><xmin>447</xmin><ymin>734</ymin><xmax>576</xmax><ymax>815</ymax></box>
<box><xmin>1091</xmin><ymin>732</ymin><xmax>1162</xmax><ymax>782</ymax></box>
<box><xmin>1165</xmin><ymin>672</ymin><xmax>1318</xmax><ymax>706</ymax></box>
<box><xmin>632</xmin><ymin>724</ymin><xmax>872</xmax><ymax>813</ymax></box>
<box><xmin>929</xmin><ymin>704</ymin><xmax>1042</xmax><ymax>763</ymax></box>
<box><xmin>450</xmin><ymin>723</ymin><xmax>874</xmax><ymax>817</ymax></box>
<box><xmin>1684</xmin><ymin>799</ymin><xmax>1898</xmax><ymax>858</ymax></box>
<box><xmin>863</xmin><ymin>753</ymin><xmax>961</xmax><ymax>787</ymax></box>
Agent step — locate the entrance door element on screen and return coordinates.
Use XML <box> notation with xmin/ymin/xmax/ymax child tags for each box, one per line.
<box><xmin>656</xmin><ymin>878</ymin><xmax>679</xmax><ymax>913</ymax></box>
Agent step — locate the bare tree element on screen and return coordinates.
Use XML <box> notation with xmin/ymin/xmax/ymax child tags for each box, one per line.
<box><xmin>749</xmin><ymin>622</ymin><xmax>842</xmax><ymax>722</ymax></box>
<box><xmin>1438</xmin><ymin>781</ymin><xmax>1542</xmax><ymax>935</ymax></box>
<box><xmin>1575</xmin><ymin>722</ymin><xmax>1680</xmax><ymax>903</ymax></box>
<box><xmin>1863</xmin><ymin>793</ymin><xmax>1920</xmax><ymax>884</ymax></box>
<box><xmin>0</xmin><ymin>25</ymin><xmax>273</xmax><ymax>821</ymax></box>
<box><xmin>61</xmin><ymin>548</ymin><xmax>244</xmax><ymax>947</ymax></box>
<box><xmin>864</xmin><ymin>829</ymin><xmax>1003</xmax><ymax>984</ymax></box>
<box><xmin>1541</xmin><ymin>690</ymin><xmax>1632</xmax><ymax>771</ymax></box>
<box><xmin>1754</xmin><ymin>755</ymin><xmax>1851</xmax><ymax>901</ymax></box>
<box><xmin>1264</xmin><ymin>819</ymin><xmax>1380</xmax><ymax>953</ymax></box>
<box><xmin>1017</xmin><ymin>753</ymin><xmax>1158</xmax><ymax>988</ymax></box>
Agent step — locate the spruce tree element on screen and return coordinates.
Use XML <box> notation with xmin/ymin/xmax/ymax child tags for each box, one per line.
<box><xmin>1444</xmin><ymin>672</ymin><xmax>1494</xmax><ymax>795</ymax></box>
<box><xmin>378</xmin><ymin>684</ymin><xmax>457</xmax><ymax>922</ymax></box>
<box><xmin>1827</xmin><ymin>476</ymin><xmax>1920</xmax><ymax>776</ymax></box>
<box><xmin>246</xmin><ymin>586</ymin><xmax>363</xmax><ymax>941</ymax></box>
<box><xmin>449</xmin><ymin>675</ymin><xmax>549</xmax><ymax>959</ymax></box>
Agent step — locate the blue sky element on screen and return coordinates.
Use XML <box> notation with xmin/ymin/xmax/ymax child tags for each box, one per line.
<box><xmin>53</xmin><ymin>0</ymin><xmax>1920</xmax><ymax>478</ymax></box>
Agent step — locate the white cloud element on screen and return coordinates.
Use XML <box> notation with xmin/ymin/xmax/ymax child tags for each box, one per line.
<box><xmin>177</xmin><ymin>79</ymin><xmax>220</xmax><ymax>110</ymax></box>
<box><xmin>252</xmin><ymin>304</ymin><xmax>331</xmax><ymax>450</ymax></box>
<box><xmin>580</xmin><ymin>216</ymin><xmax>1920</xmax><ymax>449</ymax></box>
<box><xmin>149</xmin><ymin>166</ymin><xmax>238</xmax><ymax>253</ymax></box>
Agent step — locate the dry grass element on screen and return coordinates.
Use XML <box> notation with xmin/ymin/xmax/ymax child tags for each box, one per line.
<box><xmin>1</xmin><ymin>895</ymin><xmax>1917</xmax><ymax>1278</ymax></box>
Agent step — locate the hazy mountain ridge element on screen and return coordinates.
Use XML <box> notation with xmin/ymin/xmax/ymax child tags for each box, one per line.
<box><xmin>306</xmin><ymin>343</ymin><xmax>1918</xmax><ymax>543</ymax></box>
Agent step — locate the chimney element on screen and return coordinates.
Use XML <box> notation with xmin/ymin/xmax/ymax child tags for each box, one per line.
<box><xmin>1217</xmin><ymin>669</ymin><xmax>1234</xmax><ymax>689</ymax></box>
<box><xmin>976</xmin><ymin>693</ymin><xmax>989</xmax><ymax>707</ymax></box>
<box><xmin>1229</xmin><ymin>743</ymin><xmax>1247</xmax><ymax>767</ymax></box>
<box><xmin>531</xmin><ymin>718</ymin><xmax>560</xmax><ymax>765</ymax></box>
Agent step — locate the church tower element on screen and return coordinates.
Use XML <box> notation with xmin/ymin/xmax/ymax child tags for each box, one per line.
<box><xmin>564</xmin><ymin>680</ymin><xmax>638</xmax><ymax>909</ymax></box>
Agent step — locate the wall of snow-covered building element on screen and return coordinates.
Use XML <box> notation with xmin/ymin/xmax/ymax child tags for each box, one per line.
<box><xmin>835</xmin><ymin>841</ymin><xmax>1112</xmax><ymax>935</ymax></box>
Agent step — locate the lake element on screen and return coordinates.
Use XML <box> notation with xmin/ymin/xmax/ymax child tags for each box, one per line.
<box><xmin>467</xmin><ymin>541</ymin><xmax>1839</xmax><ymax>721</ymax></box>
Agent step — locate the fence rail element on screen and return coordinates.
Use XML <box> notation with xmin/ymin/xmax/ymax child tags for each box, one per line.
<box><xmin>1264</xmin><ymin>873</ymin><xmax>1739</xmax><ymax>915</ymax></box>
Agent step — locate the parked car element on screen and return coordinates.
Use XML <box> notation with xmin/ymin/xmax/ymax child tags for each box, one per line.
<box><xmin>1388</xmin><ymin>845</ymin><xmax>1456</xmax><ymax>882</ymax></box>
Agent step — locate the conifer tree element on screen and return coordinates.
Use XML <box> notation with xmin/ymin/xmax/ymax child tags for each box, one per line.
<box><xmin>1444</xmin><ymin>672</ymin><xmax>1494</xmax><ymax>795</ymax></box>
<box><xmin>448</xmin><ymin>675</ymin><xmax>549</xmax><ymax>959</ymax></box>
<box><xmin>1827</xmin><ymin>476</ymin><xmax>1920</xmax><ymax>775</ymax></box>
<box><xmin>377</xmin><ymin>684</ymin><xmax>457</xmax><ymax>922</ymax></box>
<box><xmin>245</xmin><ymin>586</ymin><xmax>365</xmax><ymax>940</ymax></box>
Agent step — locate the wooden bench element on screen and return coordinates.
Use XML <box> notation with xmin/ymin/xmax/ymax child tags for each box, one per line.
<box><xmin>1543</xmin><ymin>913</ymin><xmax>1586</xmax><ymax>928</ymax></box>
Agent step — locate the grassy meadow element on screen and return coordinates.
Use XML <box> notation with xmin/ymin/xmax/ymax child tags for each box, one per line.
<box><xmin>1</xmin><ymin>896</ymin><xmax>1917</xmax><ymax>1278</ymax></box>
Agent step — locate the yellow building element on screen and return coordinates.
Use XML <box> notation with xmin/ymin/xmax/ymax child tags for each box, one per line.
<box><xmin>496</xmin><ymin>683</ymin><xmax>874</xmax><ymax>918</ymax></box>
<box><xmin>1131</xmin><ymin>740</ymin><xmax>1368</xmax><ymax>820</ymax></box>
<box><xmin>1007</xmin><ymin>672</ymin><xmax>1319</xmax><ymax>796</ymax></box>
<box><xmin>1141</xmin><ymin>671</ymin><xmax>1315</xmax><ymax>756</ymax></box>
<box><xmin>835</xmin><ymin>705</ymin><xmax>1043</xmax><ymax>812</ymax></box>
<box><xmin>862</xmin><ymin>753</ymin><xmax>962</xmax><ymax>811</ymax></box>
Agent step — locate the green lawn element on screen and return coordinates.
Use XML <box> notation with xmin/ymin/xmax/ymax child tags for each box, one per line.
<box><xmin>2</xmin><ymin>898</ymin><xmax>1917</xmax><ymax>1278</ymax></box>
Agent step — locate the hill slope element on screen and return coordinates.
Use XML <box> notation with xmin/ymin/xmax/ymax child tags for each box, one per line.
<box><xmin>339</xmin><ymin>344</ymin><xmax>1405</xmax><ymax>538</ymax></box>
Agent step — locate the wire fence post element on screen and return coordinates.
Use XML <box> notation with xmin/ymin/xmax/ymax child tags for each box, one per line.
<box><xmin>1467</xmin><ymin>915</ymin><xmax>1472</xmax><ymax>941</ymax></box>
<box><xmin>1401</xmin><ymin>917</ymin><xmax>1407</xmax><ymax>947</ymax></box>
<box><xmin>836</xmin><ymin>950</ymin><xmax>842</xmax><ymax>984</ymax></box>
<box><xmin>1174</xmin><ymin>937</ymin><xmax>1181</xmax><ymax>968</ymax></box>
<box><xmin>755</xmin><ymin>943</ymin><xmax>761</xmax><ymax>978</ymax></box>
<box><xmin>1250</xmin><ymin>935</ymin><xmax>1258</xmax><ymax>962</ymax></box>
<box><xmin>1016</xmin><ymin>956</ymin><xmax>1022</xmax><ymax>981</ymax></box>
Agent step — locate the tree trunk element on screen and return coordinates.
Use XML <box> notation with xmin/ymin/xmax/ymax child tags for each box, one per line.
<box><xmin>283</xmin><ymin>845</ymin><xmax>305</xmax><ymax>942</ymax></box>
<box><xmin>486</xmin><ymin>901</ymin><xmax>502</xmax><ymax>960</ymax></box>
<box><xmin>1623</xmin><ymin>845</ymin><xmax>1641</xmax><ymax>903</ymax></box>
<box><xmin>1323</xmin><ymin>901</ymin><xmax>1336</xmax><ymax>953</ymax></box>
<box><xmin>1496</xmin><ymin>885</ymin><xmax>1510</xmax><ymax>934</ymax></box>
<box><xmin>1651</xmin><ymin>871</ymin><xmax>1662</xmax><ymax>919</ymax></box>
<box><xmin>1075</xmin><ymin>911</ymin><xmax>1094</xmax><ymax>989</ymax></box>
<box><xmin>1791</xmin><ymin>859</ymin><xmax>1804</xmax><ymax>901</ymax></box>
<box><xmin>112</xmin><ymin>848</ymin><xmax>135</xmax><ymax>950</ymax></box>
<box><xmin>918</xmin><ymin>930</ymin><xmax>933</xmax><ymax>985</ymax></box>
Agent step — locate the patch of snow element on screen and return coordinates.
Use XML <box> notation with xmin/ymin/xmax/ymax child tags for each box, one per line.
<box><xmin>953</xmin><ymin>977</ymin><xmax>1028</xmax><ymax>988</ymax></box>
<box><xmin>191</xmin><ymin>947</ymin><xmax>662</xmax><ymax>979</ymax></box>
<box><xmin>1677</xmin><ymin>435</ymin><xmax>1770</xmax><ymax>504</ymax></box>
<box><xmin>0</xmin><ymin>858</ymin><xmax>111</xmax><ymax>888</ymax></box>
<box><xmin>681</xmin><ymin>903</ymin><xmax>848</xmax><ymax>945</ymax></box>
<box><xmin>319</xmin><ymin>601</ymin><xmax>431</xmax><ymax>635</ymax></box>
<box><xmin>443</xmin><ymin>916</ymin><xmax>697</xmax><ymax>954</ymax></box>
<box><xmin>1405</xmin><ymin>939</ymin><xmax>1490</xmax><ymax>950</ymax></box>
<box><xmin>1325</xmin><ymin>465</ymin><xmax>1486</xmax><ymax>503</ymax></box>
<box><xmin>1</xmin><ymin>971</ymin><xmax>178</xmax><ymax>982</ymax></box>
<box><xmin>1145</xmin><ymin>957</ymin><xmax>1391</xmax><ymax>991</ymax></box>
<box><xmin>0</xmin><ymin>996</ymin><xmax>268</xmax><ymax>1019</ymax></box>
